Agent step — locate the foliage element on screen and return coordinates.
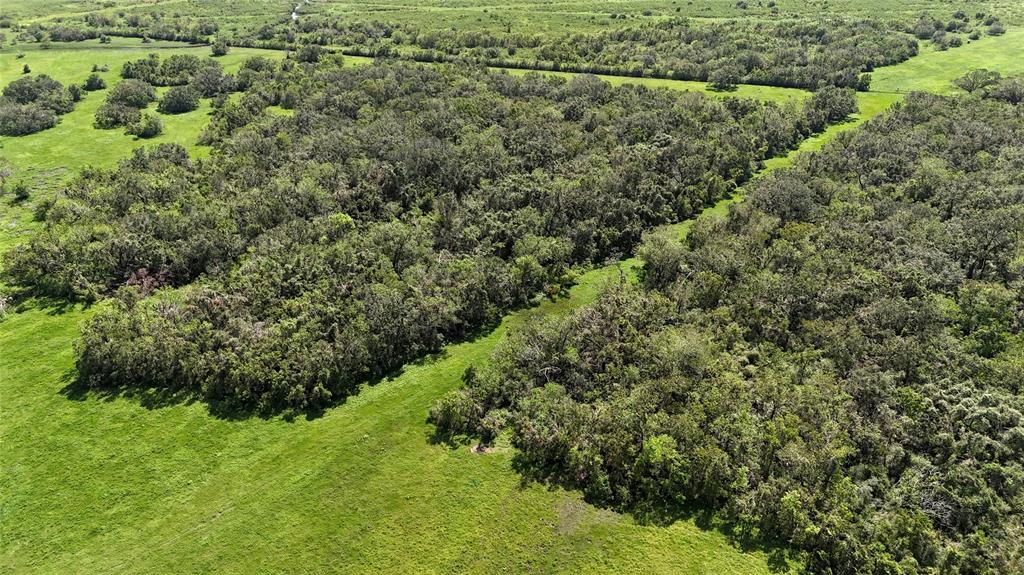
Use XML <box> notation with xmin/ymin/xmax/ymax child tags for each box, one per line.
<box><xmin>157</xmin><ymin>84</ymin><xmax>200</xmax><ymax>114</ymax></box>
<box><xmin>121</xmin><ymin>53</ymin><xmax>222</xmax><ymax>86</ymax></box>
<box><xmin>126</xmin><ymin>112</ymin><xmax>163</xmax><ymax>138</ymax></box>
<box><xmin>211</xmin><ymin>37</ymin><xmax>229</xmax><ymax>57</ymax></box>
<box><xmin>83</xmin><ymin>73</ymin><xmax>107</xmax><ymax>91</ymax></box>
<box><xmin>435</xmin><ymin>93</ymin><xmax>1024</xmax><ymax>574</ymax></box>
<box><xmin>0</xmin><ymin>74</ymin><xmax>74</xmax><ymax>135</ymax></box>
<box><xmin>3</xmin><ymin>61</ymin><xmax>846</xmax><ymax>413</ymax></box>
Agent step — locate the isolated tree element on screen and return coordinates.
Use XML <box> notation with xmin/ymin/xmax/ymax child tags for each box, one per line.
<box><xmin>22</xmin><ymin>64</ymin><xmax>30</xmax><ymax>74</ymax></box>
<box><xmin>954</xmin><ymin>69</ymin><xmax>1001</xmax><ymax>93</ymax></box>
<box><xmin>211</xmin><ymin>38</ymin><xmax>229</xmax><ymax>56</ymax></box>
<box><xmin>708</xmin><ymin>65</ymin><xmax>741</xmax><ymax>91</ymax></box>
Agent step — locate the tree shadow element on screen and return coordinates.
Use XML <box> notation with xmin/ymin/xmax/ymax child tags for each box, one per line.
<box><xmin>503</xmin><ymin>451</ymin><xmax>802</xmax><ymax>573</ymax></box>
<box><xmin>56</xmin><ymin>326</ymin><xmax>468</xmax><ymax>422</ymax></box>
<box><xmin>11</xmin><ymin>291</ymin><xmax>91</xmax><ymax>316</ymax></box>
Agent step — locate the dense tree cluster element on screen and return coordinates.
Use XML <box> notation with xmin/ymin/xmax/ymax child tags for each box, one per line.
<box><xmin>121</xmin><ymin>53</ymin><xmax>226</xmax><ymax>87</ymax></box>
<box><xmin>433</xmin><ymin>94</ymin><xmax>1024</xmax><ymax>574</ymax></box>
<box><xmin>255</xmin><ymin>16</ymin><xmax>922</xmax><ymax>90</ymax></box>
<box><xmin>0</xmin><ymin>74</ymin><xmax>75</xmax><ymax>136</ymax></box>
<box><xmin>4</xmin><ymin>60</ymin><xmax>852</xmax><ymax>413</ymax></box>
<box><xmin>24</xmin><ymin>9</ymin><xmax>985</xmax><ymax>90</ymax></box>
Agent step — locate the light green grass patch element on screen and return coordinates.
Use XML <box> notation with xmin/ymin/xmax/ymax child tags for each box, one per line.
<box><xmin>0</xmin><ymin>38</ymin><xmax>285</xmax><ymax>186</ymax></box>
<box><xmin>871</xmin><ymin>27</ymin><xmax>1024</xmax><ymax>94</ymax></box>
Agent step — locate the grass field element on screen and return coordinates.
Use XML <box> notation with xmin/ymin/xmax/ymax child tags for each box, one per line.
<box><xmin>871</xmin><ymin>26</ymin><xmax>1024</xmax><ymax>93</ymax></box>
<box><xmin>2</xmin><ymin>10</ymin><xmax>1023</xmax><ymax>574</ymax></box>
<box><xmin>8</xmin><ymin>0</ymin><xmax>1024</xmax><ymax>31</ymax></box>
<box><xmin>0</xmin><ymin>38</ymin><xmax>287</xmax><ymax>188</ymax></box>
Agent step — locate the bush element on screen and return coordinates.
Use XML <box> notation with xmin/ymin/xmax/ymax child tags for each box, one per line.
<box><xmin>708</xmin><ymin>66</ymin><xmax>741</xmax><ymax>91</ymax></box>
<box><xmin>13</xmin><ymin>180</ymin><xmax>30</xmax><ymax>202</ymax></box>
<box><xmin>157</xmin><ymin>84</ymin><xmax>200</xmax><ymax>114</ymax></box>
<box><xmin>0</xmin><ymin>101</ymin><xmax>59</xmax><ymax>135</ymax></box>
<box><xmin>296</xmin><ymin>44</ymin><xmax>322</xmax><ymax>63</ymax></box>
<box><xmin>83</xmin><ymin>73</ymin><xmax>107</xmax><ymax>91</ymax></box>
<box><xmin>107</xmin><ymin>78</ymin><xmax>156</xmax><ymax>108</ymax></box>
<box><xmin>94</xmin><ymin>101</ymin><xmax>141</xmax><ymax>128</ymax></box>
<box><xmin>126</xmin><ymin>113</ymin><xmax>162</xmax><ymax>138</ymax></box>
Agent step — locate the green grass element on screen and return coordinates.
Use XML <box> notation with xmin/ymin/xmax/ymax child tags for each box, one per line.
<box><xmin>871</xmin><ymin>27</ymin><xmax>1024</xmax><ymax>93</ymax></box>
<box><xmin>0</xmin><ymin>38</ymin><xmax>286</xmax><ymax>187</ymax></box>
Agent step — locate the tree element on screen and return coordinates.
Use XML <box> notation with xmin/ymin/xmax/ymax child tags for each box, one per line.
<box><xmin>211</xmin><ymin>38</ymin><xmax>229</xmax><ymax>57</ymax></box>
<box><xmin>296</xmin><ymin>44</ymin><xmax>323</xmax><ymax>63</ymax></box>
<box><xmin>708</xmin><ymin>65</ymin><xmax>741</xmax><ymax>91</ymax></box>
<box><xmin>22</xmin><ymin>64</ymin><xmax>30</xmax><ymax>74</ymax></box>
<box><xmin>954</xmin><ymin>69</ymin><xmax>1002</xmax><ymax>93</ymax></box>
<box><xmin>157</xmin><ymin>85</ymin><xmax>200</xmax><ymax>114</ymax></box>
<box><xmin>106</xmin><ymin>78</ymin><xmax>156</xmax><ymax>108</ymax></box>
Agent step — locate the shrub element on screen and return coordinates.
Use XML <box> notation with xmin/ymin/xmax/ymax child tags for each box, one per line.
<box><xmin>83</xmin><ymin>73</ymin><xmax>106</xmax><ymax>91</ymax></box>
<box><xmin>211</xmin><ymin>38</ymin><xmax>229</xmax><ymax>56</ymax></box>
<box><xmin>296</xmin><ymin>44</ymin><xmax>322</xmax><ymax>63</ymax></box>
<box><xmin>13</xmin><ymin>180</ymin><xmax>30</xmax><ymax>202</ymax></box>
<box><xmin>157</xmin><ymin>84</ymin><xmax>200</xmax><ymax>114</ymax></box>
<box><xmin>126</xmin><ymin>113</ymin><xmax>163</xmax><ymax>138</ymax></box>
<box><xmin>0</xmin><ymin>102</ymin><xmax>58</xmax><ymax>135</ymax></box>
<box><xmin>107</xmin><ymin>78</ymin><xmax>156</xmax><ymax>108</ymax></box>
<box><xmin>94</xmin><ymin>101</ymin><xmax>141</xmax><ymax>128</ymax></box>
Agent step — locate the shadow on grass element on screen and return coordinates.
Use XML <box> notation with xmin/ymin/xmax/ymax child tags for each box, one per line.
<box><xmin>55</xmin><ymin>315</ymin><xmax>498</xmax><ymax>423</ymax></box>
<box><xmin>11</xmin><ymin>291</ymin><xmax>92</xmax><ymax>316</ymax></box>
<box><xmin>504</xmin><ymin>452</ymin><xmax>802</xmax><ymax>573</ymax></box>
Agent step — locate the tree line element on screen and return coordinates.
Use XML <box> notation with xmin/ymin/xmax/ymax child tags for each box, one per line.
<box><xmin>432</xmin><ymin>91</ymin><xmax>1024</xmax><ymax>574</ymax></box>
<box><xmin>8</xmin><ymin>10</ymin><xmax>994</xmax><ymax>90</ymax></box>
<box><xmin>4</xmin><ymin>59</ymin><xmax>854</xmax><ymax>414</ymax></box>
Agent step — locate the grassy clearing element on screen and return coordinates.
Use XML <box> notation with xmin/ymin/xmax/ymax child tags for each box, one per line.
<box><xmin>0</xmin><ymin>38</ymin><xmax>285</xmax><ymax>252</ymax></box>
<box><xmin>871</xmin><ymin>27</ymin><xmax>1024</xmax><ymax>93</ymax></box>
<box><xmin>0</xmin><ymin>38</ymin><xmax>285</xmax><ymax>185</ymax></box>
